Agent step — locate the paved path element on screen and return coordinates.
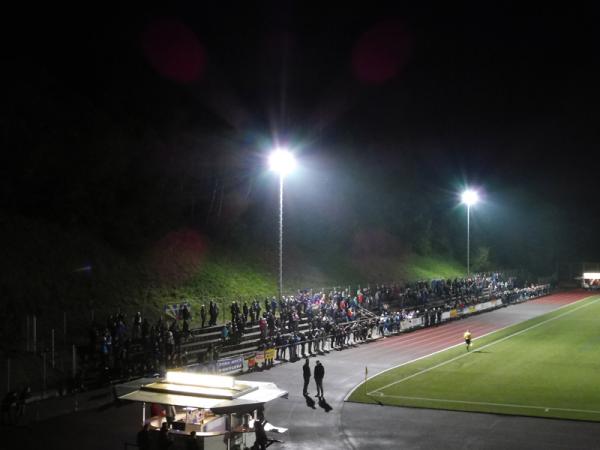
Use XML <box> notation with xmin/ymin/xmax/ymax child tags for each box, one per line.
<box><xmin>6</xmin><ymin>291</ymin><xmax>600</xmax><ymax>449</ymax></box>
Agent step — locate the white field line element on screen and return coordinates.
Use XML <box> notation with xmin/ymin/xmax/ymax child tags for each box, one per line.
<box><xmin>371</xmin><ymin>393</ymin><xmax>600</xmax><ymax>415</ymax></box>
<box><xmin>367</xmin><ymin>296</ymin><xmax>600</xmax><ymax>396</ymax></box>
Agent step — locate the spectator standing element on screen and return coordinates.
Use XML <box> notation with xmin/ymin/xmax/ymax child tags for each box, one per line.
<box><xmin>243</xmin><ymin>302</ymin><xmax>249</xmax><ymax>323</ymax></box>
<box><xmin>1</xmin><ymin>391</ymin><xmax>18</xmax><ymax>424</ymax></box>
<box><xmin>133</xmin><ymin>312</ymin><xmax>143</xmax><ymax>341</ymax></box>
<box><xmin>165</xmin><ymin>330</ymin><xmax>175</xmax><ymax>365</ymax></box>
<box><xmin>181</xmin><ymin>303</ymin><xmax>191</xmax><ymax>322</ymax></box>
<box><xmin>209</xmin><ymin>301</ymin><xmax>219</xmax><ymax>326</ymax></box>
<box><xmin>253</xmin><ymin>410</ymin><xmax>269</xmax><ymax>450</ymax></box>
<box><xmin>200</xmin><ymin>304</ymin><xmax>207</xmax><ymax>328</ymax></box>
<box><xmin>314</xmin><ymin>360</ymin><xmax>325</xmax><ymax>398</ymax></box>
<box><xmin>16</xmin><ymin>385</ymin><xmax>31</xmax><ymax>420</ymax></box>
<box><xmin>221</xmin><ymin>323</ymin><xmax>230</xmax><ymax>343</ymax></box>
<box><xmin>182</xmin><ymin>319</ymin><xmax>190</xmax><ymax>342</ymax></box>
<box><xmin>302</xmin><ymin>358</ymin><xmax>311</xmax><ymax>395</ymax></box>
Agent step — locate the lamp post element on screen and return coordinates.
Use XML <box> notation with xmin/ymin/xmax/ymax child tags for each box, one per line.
<box><xmin>461</xmin><ymin>189</ymin><xmax>479</xmax><ymax>277</ymax></box>
<box><xmin>269</xmin><ymin>148</ymin><xmax>296</xmax><ymax>301</ymax></box>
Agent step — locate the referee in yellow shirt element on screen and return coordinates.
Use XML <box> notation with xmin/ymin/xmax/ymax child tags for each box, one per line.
<box><xmin>464</xmin><ymin>330</ymin><xmax>472</xmax><ymax>351</ymax></box>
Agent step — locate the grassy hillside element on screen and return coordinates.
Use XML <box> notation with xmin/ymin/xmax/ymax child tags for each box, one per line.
<box><xmin>404</xmin><ymin>255</ymin><xmax>465</xmax><ymax>280</ymax></box>
<box><xmin>0</xmin><ymin>213</ymin><xmax>466</xmax><ymax>346</ymax></box>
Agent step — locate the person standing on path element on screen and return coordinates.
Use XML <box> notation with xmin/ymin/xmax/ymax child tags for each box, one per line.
<box><xmin>302</xmin><ymin>358</ymin><xmax>311</xmax><ymax>395</ymax></box>
<box><xmin>314</xmin><ymin>360</ymin><xmax>325</xmax><ymax>398</ymax></box>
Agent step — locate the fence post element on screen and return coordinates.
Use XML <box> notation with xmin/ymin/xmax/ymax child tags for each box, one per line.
<box><xmin>63</xmin><ymin>311</ymin><xmax>67</xmax><ymax>346</ymax></box>
<box><xmin>26</xmin><ymin>315</ymin><xmax>30</xmax><ymax>352</ymax></box>
<box><xmin>33</xmin><ymin>315</ymin><xmax>37</xmax><ymax>354</ymax></box>
<box><xmin>42</xmin><ymin>352</ymin><xmax>46</xmax><ymax>399</ymax></box>
<box><xmin>72</xmin><ymin>344</ymin><xmax>77</xmax><ymax>378</ymax></box>
<box><xmin>51</xmin><ymin>329</ymin><xmax>55</xmax><ymax>369</ymax></box>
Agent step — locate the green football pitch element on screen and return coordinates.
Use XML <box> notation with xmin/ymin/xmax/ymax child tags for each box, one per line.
<box><xmin>347</xmin><ymin>295</ymin><xmax>600</xmax><ymax>422</ymax></box>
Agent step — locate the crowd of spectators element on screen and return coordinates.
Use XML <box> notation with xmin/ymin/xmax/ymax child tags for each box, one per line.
<box><xmin>82</xmin><ymin>305</ymin><xmax>194</xmax><ymax>384</ymax></box>
<box><xmin>78</xmin><ymin>273</ymin><xmax>549</xmax><ymax>386</ymax></box>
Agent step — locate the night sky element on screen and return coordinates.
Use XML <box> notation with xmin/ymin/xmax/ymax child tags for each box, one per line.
<box><xmin>3</xmin><ymin>3</ymin><xmax>600</xmax><ymax>270</ymax></box>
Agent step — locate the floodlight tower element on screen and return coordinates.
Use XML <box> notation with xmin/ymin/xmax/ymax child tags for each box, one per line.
<box><xmin>269</xmin><ymin>148</ymin><xmax>296</xmax><ymax>302</ymax></box>
<box><xmin>461</xmin><ymin>189</ymin><xmax>479</xmax><ymax>277</ymax></box>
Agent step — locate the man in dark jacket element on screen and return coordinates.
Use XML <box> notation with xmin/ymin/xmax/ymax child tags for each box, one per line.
<box><xmin>200</xmin><ymin>304</ymin><xmax>207</xmax><ymax>328</ymax></box>
<box><xmin>136</xmin><ymin>423</ymin><xmax>150</xmax><ymax>450</ymax></box>
<box><xmin>314</xmin><ymin>360</ymin><xmax>325</xmax><ymax>398</ymax></box>
<box><xmin>302</xmin><ymin>358</ymin><xmax>311</xmax><ymax>395</ymax></box>
<box><xmin>253</xmin><ymin>410</ymin><xmax>269</xmax><ymax>450</ymax></box>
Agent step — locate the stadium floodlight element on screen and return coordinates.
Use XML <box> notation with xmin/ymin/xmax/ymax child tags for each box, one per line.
<box><xmin>461</xmin><ymin>189</ymin><xmax>479</xmax><ymax>207</ymax></box>
<box><xmin>461</xmin><ymin>189</ymin><xmax>480</xmax><ymax>277</ymax></box>
<box><xmin>269</xmin><ymin>148</ymin><xmax>296</xmax><ymax>177</ymax></box>
<box><xmin>269</xmin><ymin>148</ymin><xmax>297</xmax><ymax>301</ymax></box>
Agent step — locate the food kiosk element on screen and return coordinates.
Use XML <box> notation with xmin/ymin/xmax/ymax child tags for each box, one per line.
<box><xmin>118</xmin><ymin>371</ymin><xmax>287</xmax><ymax>449</ymax></box>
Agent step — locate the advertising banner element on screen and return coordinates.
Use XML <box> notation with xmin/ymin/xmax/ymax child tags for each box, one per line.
<box><xmin>400</xmin><ymin>317</ymin><xmax>423</xmax><ymax>331</ymax></box>
<box><xmin>216</xmin><ymin>355</ymin><xmax>243</xmax><ymax>374</ymax></box>
<box><xmin>243</xmin><ymin>352</ymin><xmax>256</xmax><ymax>372</ymax></box>
<box><xmin>254</xmin><ymin>351</ymin><xmax>265</xmax><ymax>367</ymax></box>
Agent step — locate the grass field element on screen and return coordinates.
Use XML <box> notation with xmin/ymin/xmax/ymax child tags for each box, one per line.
<box><xmin>347</xmin><ymin>295</ymin><xmax>600</xmax><ymax>422</ymax></box>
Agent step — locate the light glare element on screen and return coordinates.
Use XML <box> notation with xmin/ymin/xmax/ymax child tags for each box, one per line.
<box><xmin>583</xmin><ymin>273</ymin><xmax>600</xmax><ymax>279</ymax></box>
<box><xmin>269</xmin><ymin>148</ymin><xmax>296</xmax><ymax>176</ymax></box>
<box><xmin>461</xmin><ymin>189</ymin><xmax>479</xmax><ymax>206</ymax></box>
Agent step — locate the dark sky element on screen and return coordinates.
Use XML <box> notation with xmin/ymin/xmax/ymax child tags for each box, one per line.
<box><xmin>3</xmin><ymin>3</ymin><xmax>600</xmax><ymax>261</ymax></box>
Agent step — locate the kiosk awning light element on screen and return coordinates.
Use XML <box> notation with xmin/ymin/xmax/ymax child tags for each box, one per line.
<box><xmin>166</xmin><ymin>371</ymin><xmax>235</xmax><ymax>389</ymax></box>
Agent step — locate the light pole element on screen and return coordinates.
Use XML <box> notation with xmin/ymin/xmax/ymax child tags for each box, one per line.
<box><xmin>269</xmin><ymin>148</ymin><xmax>296</xmax><ymax>301</ymax></box>
<box><xmin>461</xmin><ymin>189</ymin><xmax>479</xmax><ymax>277</ymax></box>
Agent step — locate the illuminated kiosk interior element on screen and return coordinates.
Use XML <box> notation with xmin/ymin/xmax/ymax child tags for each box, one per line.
<box><xmin>119</xmin><ymin>371</ymin><xmax>288</xmax><ymax>449</ymax></box>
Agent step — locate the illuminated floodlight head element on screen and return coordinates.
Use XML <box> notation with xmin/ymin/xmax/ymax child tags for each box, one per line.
<box><xmin>269</xmin><ymin>148</ymin><xmax>296</xmax><ymax>176</ymax></box>
<box><xmin>165</xmin><ymin>371</ymin><xmax>235</xmax><ymax>389</ymax></box>
<box><xmin>461</xmin><ymin>189</ymin><xmax>479</xmax><ymax>207</ymax></box>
